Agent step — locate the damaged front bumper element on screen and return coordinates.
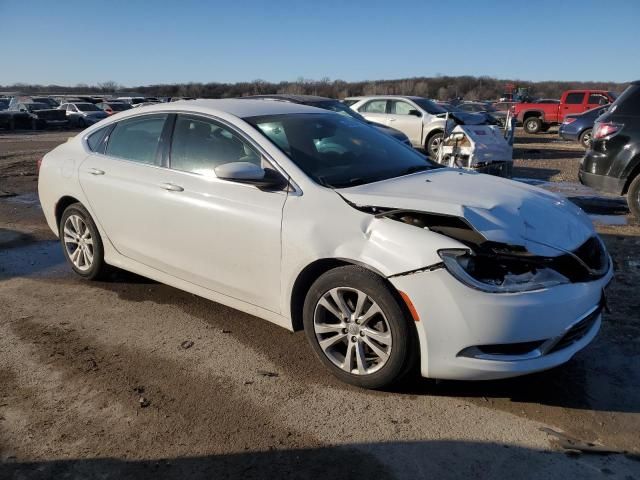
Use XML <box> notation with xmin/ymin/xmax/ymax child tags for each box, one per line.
<box><xmin>389</xmin><ymin>263</ymin><xmax>613</xmax><ymax>380</ymax></box>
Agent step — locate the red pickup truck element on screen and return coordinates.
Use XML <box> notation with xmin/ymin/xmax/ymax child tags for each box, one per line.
<box><xmin>514</xmin><ymin>90</ymin><xmax>617</xmax><ymax>133</ymax></box>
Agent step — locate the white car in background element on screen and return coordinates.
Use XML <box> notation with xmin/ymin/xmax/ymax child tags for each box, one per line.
<box><xmin>346</xmin><ymin>95</ymin><xmax>456</xmax><ymax>156</ymax></box>
<box><xmin>38</xmin><ymin>100</ymin><xmax>612</xmax><ymax>389</ymax></box>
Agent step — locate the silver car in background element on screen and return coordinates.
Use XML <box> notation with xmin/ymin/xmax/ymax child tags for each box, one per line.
<box><xmin>59</xmin><ymin>102</ymin><xmax>109</xmax><ymax>128</ymax></box>
<box><xmin>346</xmin><ymin>95</ymin><xmax>453</xmax><ymax>156</ymax></box>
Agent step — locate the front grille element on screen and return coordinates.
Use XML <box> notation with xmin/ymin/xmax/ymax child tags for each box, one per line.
<box><xmin>548</xmin><ymin>306</ymin><xmax>601</xmax><ymax>353</ymax></box>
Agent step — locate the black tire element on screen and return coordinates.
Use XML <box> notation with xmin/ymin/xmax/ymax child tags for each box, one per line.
<box><xmin>59</xmin><ymin>203</ymin><xmax>110</xmax><ymax>280</ymax></box>
<box><xmin>303</xmin><ymin>265</ymin><xmax>417</xmax><ymax>389</ymax></box>
<box><xmin>579</xmin><ymin>128</ymin><xmax>593</xmax><ymax>149</ymax></box>
<box><xmin>627</xmin><ymin>175</ymin><xmax>640</xmax><ymax>220</ymax></box>
<box><xmin>426</xmin><ymin>131</ymin><xmax>444</xmax><ymax>158</ymax></box>
<box><xmin>523</xmin><ymin>117</ymin><xmax>542</xmax><ymax>134</ymax></box>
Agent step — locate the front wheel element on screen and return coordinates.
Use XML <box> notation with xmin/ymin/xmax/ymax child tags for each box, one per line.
<box><xmin>579</xmin><ymin>128</ymin><xmax>593</xmax><ymax>149</ymax></box>
<box><xmin>59</xmin><ymin>203</ymin><xmax>110</xmax><ymax>280</ymax></box>
<box><xmin>627</xmin><ymin>175</ymin><xmax>640</xmax><ymax>220</ymax></box>
<box><xmin>303</xmin><ymin>266</ymin><xmax>416</xmax><ymax>389</ymax></box>
<box><xmin>426</xmin><ymin>132</ymin><xmax>444</xmax><ymax>158</ymax></box>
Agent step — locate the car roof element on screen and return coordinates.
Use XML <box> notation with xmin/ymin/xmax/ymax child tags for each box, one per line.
<box><xmin>111</xmin><ymin>98</ymin><xmax>327</xmax><ymax>119</ymax></box>
<box><xmin>345</xmin><ymin>95</ymin><xmax>424</xmax><ymax>101</ymax></box>
<box><xmin>241</xmin><ymin>94</ymin><xmax>334</xmax><ymax>104</ymax></box>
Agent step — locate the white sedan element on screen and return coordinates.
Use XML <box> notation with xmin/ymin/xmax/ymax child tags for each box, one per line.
<box><xmin>38</xmin><ymin>100</ymin><xmax>612</xmax><ymax>389</ymax></box>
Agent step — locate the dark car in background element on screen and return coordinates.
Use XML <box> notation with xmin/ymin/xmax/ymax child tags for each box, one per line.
<box><xmin>59</xmin><ymin>102</ymin><xmax>108</xmax><ymax>127</ymax></box>
<box><xmin>559</xmin><ymin>105</ymin><xmax>608</xmax><ymax>149</ymax></box>
<box><xmin>8</xmin><ymin>102</ymin><xmax>68</xmax><ymax>129</ymax></box>
<box><xmin>31</xmin><ymin>97</ymin><xmax>60</xmax><ymax>109</ymax></box>
<box><xmin>579</xmin><ymin>80</ymin><xmax>640</xmax><ymax>218</ymax></box>
<box><xmin>454</xmin><ymin>102</ymin><xmax>507</xmax><ymax>126</ymax></box>
<box><xmin>242</xmin><ymin>94</ymin><xmax>412</xmax><ymax>146</ymax></box>
<box><xmin>436</xmin><ymin>102</ymin><xmax>496</xmax><ymax>126</ymax></box>
<box><xmin>96</xmin><ymin>101</ymin><xmax>132</xmax><ymax>115</ymax></box>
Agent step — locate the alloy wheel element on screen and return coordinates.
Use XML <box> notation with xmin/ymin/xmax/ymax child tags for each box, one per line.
<box><xmin>313</xmin><ymin>287</ymin><xmax>392</xmax><ymax>375</ymax></box>
<box><xmin>429</xmin><ymin>135</ymin><xmax>443</xmax><ymax>156</ymax></box>
<box><xmin>63</xmin><ymin>214</ymin><xmax>94</xmax><ymax>271</ymax></box>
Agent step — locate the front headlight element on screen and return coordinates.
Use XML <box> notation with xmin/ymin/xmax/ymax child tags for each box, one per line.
<box><xmin>438</xmin><ymin>249</ymin><xmax>570</xmax><ymax>293</ymax></box>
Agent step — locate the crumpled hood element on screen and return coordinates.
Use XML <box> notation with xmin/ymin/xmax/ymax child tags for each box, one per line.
<box><xmin>338</xmin><ymin>169</ymin><xmax>595</xmax><ymax>256</ymax></box>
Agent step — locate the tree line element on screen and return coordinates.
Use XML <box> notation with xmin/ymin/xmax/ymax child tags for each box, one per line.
<box><xmin>1</xmin><ymin>76</ymin><xmax>629</xmax><ymax>101</ymax></box>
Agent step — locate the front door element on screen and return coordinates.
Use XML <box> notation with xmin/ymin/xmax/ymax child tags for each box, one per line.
<box><xmin>387</xmin><ymin>100</ymin><xmax>424</xmax><ymax>146</ymax></box>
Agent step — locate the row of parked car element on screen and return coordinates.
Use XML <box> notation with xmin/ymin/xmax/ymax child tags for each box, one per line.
<box><xmin>0</xmin><ymin>95</ymin><xmax>188</xmax><ymax>130</ymax></box>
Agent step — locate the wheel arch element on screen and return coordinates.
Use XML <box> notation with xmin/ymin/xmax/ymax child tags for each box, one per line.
<box><xmin>522</xmin><ymin>110</ymin><xmax>544</xmax><ymax>120</ymax></box>
<box><xmin>622</xmin><ymin>156</ymin><xmax>640</xmax><ymax>194</ymax></box>
<box><xmin>424</xmin><ymin>128</ymin><xmax>444</xmax><ymax>149</ymax></box>
<box><xmin>289</xmin><ymin>258</ymin><xmax>389</xmax><ymax>331</ymax></box>
<box><xmin>55</xmin><ymin>195</ymin><xmax>82</xmax><ymax>228</ymax></box>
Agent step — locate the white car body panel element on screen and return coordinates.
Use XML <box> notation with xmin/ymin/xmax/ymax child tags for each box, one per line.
<box><xmin>338</xmin><ymin>169</ymin><xmax>594</xmax><ymax>256</ymax></box>
<box><xmin>38</xmin><ymin>99</ymin><xmax>612</xmax><ymax>381</ymax></box>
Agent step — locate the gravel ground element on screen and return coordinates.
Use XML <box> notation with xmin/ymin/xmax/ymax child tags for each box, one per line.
<box><xmin>1</xmin><ymin>128</ymin><xmax>639</xmax><ymax>479</ymax></box>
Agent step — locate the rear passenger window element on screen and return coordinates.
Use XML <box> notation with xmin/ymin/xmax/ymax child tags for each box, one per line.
<box><xmin>106</xmin><ymin>114</ymin><xmax>167</xmax><ymax>165</ymax></box>
<box><xmin>588</xmin><ymin>93</ymin><xmax>609</xmax><ymax>105</ymax></box>
<box><xmin>170</xmin><ymin>115</ymin><xmax>261</xmax><ymax>177</ymax></box>
<box><xmin>360</xmin><ymin>100</ymin><xmax>387</xmax><ymax>113</ymax></box>
<box><xmin>565</xmin><ymin>93</ymin><xmax>585</xmax><ymax>104</ymax></box>
<box><xmin>86</xmin><ymin>126</ymin><xmax>110</xmax><ymax>152</ymax></box>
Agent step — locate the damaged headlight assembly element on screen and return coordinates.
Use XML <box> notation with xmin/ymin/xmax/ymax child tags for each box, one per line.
<box><xmin>438</xmin><ymin>249</ymin><xmax>570</xmax><ymax>293</ymax></box>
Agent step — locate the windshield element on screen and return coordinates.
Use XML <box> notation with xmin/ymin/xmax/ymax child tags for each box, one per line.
<box><xmin>311</xmin><ymin>100</ymin><xmax>367</xmax><ymax>122</ymax></box>
<box><xmin>76</xmin><ymin>103</ymin><xmax>100</xmax><ymax>112</ymax></box>
<box><xmin>411</xmin><ymin>98</ymin><xmax>447</xmax><ymax>115</ymax></box>
<box><xmin>245</xmin><ymin>113</ymin><xmax>437</xmax><ymax>188</ymax></box>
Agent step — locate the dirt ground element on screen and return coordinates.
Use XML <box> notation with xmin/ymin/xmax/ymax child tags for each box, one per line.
<box><xmin>1</xmin><ymin>129</ymin><xmax>639</xmax><ymax>479</ymax></box>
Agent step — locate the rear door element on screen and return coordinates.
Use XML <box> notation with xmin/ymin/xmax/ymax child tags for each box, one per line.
<box><xmin>79</xmin><ymin>113</ymin><xmax>174</xmax><ymax>267</ymax></box>
<box><xmin>355</xmin><ymin>99</ymin><xmax>389</xmax><ymax>127</ymax></box>
<box><xmin>561</xmin><ymin>92</ymin><xmax>586</xmax><ymax>120</ymax></box>
<box><xmin>586</xmin><ymin>92</ymin><xmax>611</xmax><ymax>110</ymax></box>
<box><xmin>387</xmin><ymin>100</ymin><xmax>423</xmax><ymax>146</ymax></box>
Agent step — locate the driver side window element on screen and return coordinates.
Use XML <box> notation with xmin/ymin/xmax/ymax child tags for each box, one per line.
<box><xmin>170</xmin><ymin>115</ymin><xmax>261</xmax><ymax>177</ymax></box>
<box><xmin>391</xmin><ymin>101</ymin><xmax>416</xmax><ymax>115</ymax></box>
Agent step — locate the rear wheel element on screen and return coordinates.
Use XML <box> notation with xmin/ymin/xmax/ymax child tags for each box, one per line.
<box><xmin>303</xmin><ymin>265</ymin><xmax>417</xmax><ymax>389</ymax></box>
<box><xmin>627</xmin><ymin>175</ymin><xmax>640</xmax><ymax>220</ymax></box>
<box><xmin>523</xmin><ymin>117</ymin><xmax>542</xmax><ymax>134</ymax></box>
<box><xmin>59</xmin><ymin>203</ymin><xmax>110</xmax><ymax>280</ymax></box>
<box><xmin>579</xmin><ymin>128</ymin><xmax>593</xmax><ymax>149</ymax></box>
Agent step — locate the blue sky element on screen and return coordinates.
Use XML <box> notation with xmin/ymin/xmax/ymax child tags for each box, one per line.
<box><xmin>1</xmin><ymin>0</ymin><xmax>638</xmax><ymax>86</ymax></box>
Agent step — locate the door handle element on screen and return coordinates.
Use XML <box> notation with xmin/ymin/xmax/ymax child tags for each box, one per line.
<box><xmin>389</xmin><ymin>118</ymin><xmax>397</xmax><ymax>122</ymax></box>
<box><xmin>88</xmin><ymin>168</ymin><xmax>105</xmax><ymax>175</ymax></box>
<box><xmin>160</xmin><ymin>183</ymin><xmax>184</xmax><ymax>192</ymax></box>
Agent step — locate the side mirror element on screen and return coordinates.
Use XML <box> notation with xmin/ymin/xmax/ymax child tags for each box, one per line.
<box><xmin>214</xmin><ymin>161</ymin><xmax>288</xmax><ymax>190</ymax></box>
<box><xmin>408</xmin><ymin>109</ymin><xmax>421</xmax><ymax>117</ymax></box>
